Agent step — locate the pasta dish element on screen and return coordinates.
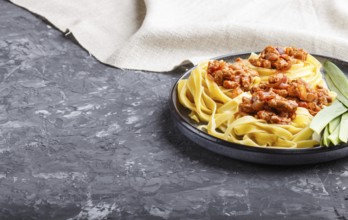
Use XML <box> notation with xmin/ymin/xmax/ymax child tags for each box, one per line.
<box><xmin>177</xmin><ymin>46</ymin><xmax>336</xmax><ymax>148</ymax></box>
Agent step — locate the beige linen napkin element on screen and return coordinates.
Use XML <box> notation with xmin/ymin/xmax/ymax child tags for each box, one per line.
<box><xmin>10</xmin><ymin>0</ymin><xmax>348</xmax><ymax>72</ymax></box>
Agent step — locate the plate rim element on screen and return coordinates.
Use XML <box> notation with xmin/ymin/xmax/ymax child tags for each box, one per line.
<box><xmin>170</xmin><ymin>52</ymin><xmax>348</xmax><ymax>155</ymax></box>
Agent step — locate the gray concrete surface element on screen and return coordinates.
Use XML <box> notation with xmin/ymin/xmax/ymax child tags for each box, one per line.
<box><xmin>0</xmin><ymin>1</ymin><xmax>347</xmax><ymax>219</ymax></box>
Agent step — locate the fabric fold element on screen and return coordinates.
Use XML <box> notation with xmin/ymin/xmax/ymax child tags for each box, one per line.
<box><xmin>10</xmin><ymin>0</ymin><xmax>348</xmax><ymax>72</ymax></box>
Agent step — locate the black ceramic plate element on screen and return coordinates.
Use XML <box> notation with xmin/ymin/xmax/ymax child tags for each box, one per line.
<box><xmin>170</xmin><ymin>53</ymin><xmax>348</xmax><ymax>165</ymax></box>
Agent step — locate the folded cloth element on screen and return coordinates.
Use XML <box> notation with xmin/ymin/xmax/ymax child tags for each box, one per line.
<box><xmin>10</xmin><ymin>0</ymin><xmax>348</xmax><ymax>72</ymax></box>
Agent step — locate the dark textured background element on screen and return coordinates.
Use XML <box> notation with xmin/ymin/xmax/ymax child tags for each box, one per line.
<box><xmin>0</xmin><ymin>0</ymin><xmax>347</xmax><ymax>219</ymax></box>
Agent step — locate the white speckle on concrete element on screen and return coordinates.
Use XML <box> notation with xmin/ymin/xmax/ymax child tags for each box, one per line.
<box><xmin>95</xmin><ymin>123</ymin><xmax>121</xmax><ymax>138</ymax></box>
<box><xmin>32</xmin><ymin>172</ymin><xmax>87</xmax><ymax>181</ymax></box>
<box><xmin>95</xmin><ymin>130</ymin><xmax>108</xmax><ymax>138</ymax></box>
<box><xmin>19</xmin><ymin>80</ymin><xmax>46</xmax><ymax>88</ymax></box>
<box><xmin>33</xmin><ymin>172</ymin><xmax>69</xmax><ymax>179</ymax></box>
<box><xmin>35</xmin><ymin>110</ymin><xmax>51</xmax><ymax>115</ymax></box>
<box><xmin>125</xmin><ymin>161</ymin><xmax>135</xmax><ymax>168</ymax></box>
<box><xmin>68</xmin><ymin>201</ymin><xmax>117</xmax><ymax>220</ymax></box>
<box><xmin>71</xmin><ymin>172</ymin><xmax>88</xmax><ymax>182</ymax></box>
<box><xmin>63</xmin><ymin>111</ymin><xmax>81</xmax><ymax>118</ymax></box>
<box><xmin>341</xmin><ymin>171</ymin><xmax>348</xmax><ymax>177</ymax></box>
<box><xmin>218</xmin><ymin>189</ymin><xmax>244</xmax><ymax>198</ymax></box>
<box><xmin>122</xmin><ymin>108</ymin><xmax>135</xmax><ymax>114</ymax></box>
<box><xmin>77</xmin><ymin>104</ymin><xmax>95</xmax><ymax>111</ymax></box>
<box><xmin>290</xmin><ymin>177</ymin><xmax>329</xmax><ymax>197</ymax></box>
<box><xmin>67</xmin><ymin>189</ymin><xmax>118</xmax><ymax>220</ymax></box>
<box><xmin>97</xmin><ymin>86</ymin><xmax>108</xmax><ymax>91</ymax></box>
<box><xmin>124</xmin><ymin>161</ymin><xmax>135</xmax><ymax>173</ymax></box>
<box><xmin>131</xmin><ymin>101</ymin><xmax>141</xmax><ymax>107</ymax></box>
<box><xmin>141</xmin><ymin>168</ymin><xmax>146</xmax><ymax>177</ymax></box>
<box><xmin>125</xmin><ymin>116</ymin><xmax>139</xmax><ymax>124</ymax></box>
<box><xmin>148</xmin><ymin>206</ymin><xmax>171</xmax><ymax>219</ymax></box>
<box><xmin>105</xmin><ymin>112</ymin><xmax>112</xmax><ymax>117</ymax></box>
<box><xmin>0</xmin><ymin>147</ymin><xmax>10</xmax><ymax>153</ymax></box>
<box><xmin>0</xmin><ymin>121</ymin><xmax>31</xmax><ymax>128</ymax></box>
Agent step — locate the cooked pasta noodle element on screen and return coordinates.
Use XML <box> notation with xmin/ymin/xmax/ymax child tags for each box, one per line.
<box><xmin>177</xmin><ymin>49</ymin><xmax>333</xmax><ymax>148</ymax></box>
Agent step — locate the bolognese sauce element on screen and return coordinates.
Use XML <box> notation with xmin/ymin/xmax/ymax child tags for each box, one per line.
<box><xmin>207</xmin><ymin>46</ymin><xmax>332</xmax><ymax>124</ymax></box>
<box><xmin>249</xmin><ymin>46</ymin><xmax>308</xmax><ymax>71</ymax></box>
<box><xmin>238</xmin><ymin>74</ymin><xmax>333</xmax><ymax>124</ymax></box>
<box><xmin>207</xmin><ymin>59</ymin><xmax>259</xmax><ymax>98</ymax></box>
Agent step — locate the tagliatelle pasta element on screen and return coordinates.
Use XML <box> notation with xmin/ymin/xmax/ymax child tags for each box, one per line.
<box><xmin>177</xmin><ymin>46</ymin><xmax>335</xmax><ymax>148</ymax></box>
